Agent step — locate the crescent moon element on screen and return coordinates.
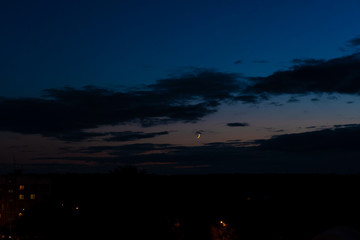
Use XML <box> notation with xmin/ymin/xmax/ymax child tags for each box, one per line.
<box><xmin>197</xmin><ymin>133</ymin><xmax>201</xmax><ymax>139</ymax></box>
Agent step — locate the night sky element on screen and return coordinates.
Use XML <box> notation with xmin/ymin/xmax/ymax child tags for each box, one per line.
<box><xmin>1</xmin><ymin>0</ymin><xmax>360</xmax><ymax>174</ymax></box>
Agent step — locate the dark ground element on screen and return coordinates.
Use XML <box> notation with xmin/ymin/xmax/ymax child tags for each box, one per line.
<box><xmin>5</xmin><ymin>171</ymin><xmax>360</xmax><ymax>239</ymax></box>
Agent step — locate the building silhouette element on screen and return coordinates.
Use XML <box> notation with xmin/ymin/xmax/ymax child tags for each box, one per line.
<box><xmin>0</xmin><ymin>171</ymin><xmax>51</xmax><ymax>226</ymax></box>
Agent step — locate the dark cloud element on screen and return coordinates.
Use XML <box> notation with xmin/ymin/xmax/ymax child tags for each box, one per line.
<box><xmin>148</xmin><ymin>69</ymin><xmax>242</xmax><ymax>101</ymax></box>
<box><xmin>232</xmin><ymin>95</ymin><xmax>260</xmax><ymax>103</ymax></box>
<box><xmin>327</xmin><ymin>95</ymin><xmax>338</xmax><ymax>100</ymax></box>
<box><xmin>333</xmin><ymin>123</ymin><xmax>359</xmax><ymax>128</ymax></box>
<box><xmin>247</xmin><ymin>53</ymin><xmax>360</xmax><ymax>95</ymax></box>
<box><xmin>257</xmin><ymin>124</ymin><xmax>360</xmax><ymax>152</ymax></box>
<box><xmin>0</xmin><ymin>70</ymin><xmax>250</xmax><ymax>140</ymax></box>
<box><xmin>273</xmin><ymin>129</ymin><xmax>284</xmax><ymax>133</ymax></box>
<box><xmin>80</xmin><ymin>140</ymin><xmax>254</xmax><ymax>156</ymax></box>
<box><xmin>287</xmin><ymin>96</ymin><xmax>299</xmax><ymax>103</ymax></box>
<box><xmin>195</xmin><ymin>130</ymin><xmax>204</xmax><ymax>135</ymax></box>
<box><xmin>6</xmin><ymin>49</ymin><xmax>360</xmax><ymax>143</ymax></box>
<box><xmin>347</xmin><ymin>37</ymin><xmax>360</xmax><ymax>48</ymax></box>
<box><xmin>34</xmin><ymin>125</ymin><xmax>360</xmax><ymax>174</ymax></box>
<box><xmin>82</xmin><ymin>143</ymin><xmax>175</xmax><ymax>155</ymax></box>
<box><xmin>226</xmin><ymin>122</ymin><xmax>249</xmax><ymax>127</ymax></box>
<box><xmin>4</xmin><ymin>50</ymin><xmax>360</xmax><ymax>144</ymax></box>
<box><xmin>49</xmin><ymin>130</ymin><xmax>170</xmax><ymax>143</ymax></box>
<box><xmin>50</xmin><ymin>131</ymin><xmax>108</xmax><ymax>142</ymax></box>
<box><xmin>234</xmin><ymin>60</ymin><xmax>243</xmax><ymax>64</ymax></box>
<box><xmin>104</xmin><ymin>131</ymin><xmax>169</xmax><ymax>142</ymax></box>
<box><xmin>269</xmin><ymin>102</ymin><xmax>283</xmax><ymax>107</ymax></box>
<box><xmin>265</xmin><ymin>128</ymin><xmax>284</xmax><ymax>133</ymax></box>
<box><xmin>311</xmin><ymin>98</ymin><xmax>319</xmax><ymax>102</ymax></box>
<box><xmin>291</xmin><ymin>58</ymin><xmax>325</xmax><ymax>66</ymax></box>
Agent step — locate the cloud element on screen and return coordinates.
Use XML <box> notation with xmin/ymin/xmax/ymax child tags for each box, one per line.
<box><xmin>257</xmin><ymin>124</ymin><xmax>360</xmax><ymax>152</ymax></box>
<box><xmin>194</xmin><ymin>130</ymin><xmax>204</xmax><ymax>135</ymax></box>
<box><xmin>347</xmin><ymin>37</ymin><xmax>360</xmax><ymax>48</ymax></box>
<box><xmin>104</xmin><ymin>131</ymin><xmax>169</xmax><ymax>142</ymax></box>
<box><xmin>4</xmin><ymin>50</ymin><xmax>360</xmax><ymax>143</ymax></box>
<box><xmin>73</xmin><ymin>141</ymin><xmax>253</xmax><ymax>173</ymax></box>
<box><xmin>49</xmin><ymin>130</ymin><xmax>170</xmax><ymax>142</ymax></box>
<box><xmin>327</xmin><ymin>95</ymin><xmax>338</xmax><ymax>100</ymax></box>
<box><xmin>333</xmin><ymin>123</ymin><xmax>359</xmax><ymax>128</ymax></box>
<box><xmin>81</xmin><ymin>143</ymin><xmax>175</xmax><ymax>155</ymax></box>
<box><xmin>226</xmin><ymin>122</ymin><xmax>249</xmax><ymax>127</ymax></box>
<box><xmin>148</xmin><ymin>69</ymin><xmax>242</xmax><ymax>101</ymax></box>
<box><xmin>232</xmin><ymin>95</ymin><xmax>260</xmax><ymax>103</ymax></box>
<box><xmin>265</xmin><ymin>128</ymin><xmax>284</xmax><ymax>133</ymax></box>
<box><xmin>287</xmin><ymin>96</ymin><xmax>299</xmax><ymax>103</ymax></box>
<box><xmin>33</xmin><ymin>125</ymin><xmax>360</xmax><ymax>174</ymax></box>
<box><xmin>0</xmin><ymin>70</ymin><xmax>251</xmax><ymax>140</ymax></box>
<box><xmin>75</xmin><ymin>140</ymin><xmax>251</xmax><ymax>156</ymax></box>
<box><xmin>234</xmin><ymin>60</ymin><xmax>243</xmax><ymax>64</ymax></box>
<box><xmin>246</xmin><ymin>53</ymin><xmax>360</xmax><ymax>95</ymax></box>
<box><xmin>291</xmin><ymin>58</ymin><xmax>325</xmax><ymax>66</ymax></box>
<box><xmin>269</xmin><ymin>101</ymin><xmax>283</xmax><ymax>107</ymax></box>
<box><xmin>273</xmin><ymin>129</ymin><xmax>284</xmax><ymax>133</ymax></box>
<box><xmin>50</xmin><ymin>131</ymin><xmax>109</xmax><ymax>142</ymax></box>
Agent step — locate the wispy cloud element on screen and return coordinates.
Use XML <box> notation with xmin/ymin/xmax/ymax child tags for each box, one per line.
<box><xmin>104</xmin><ymin>131</ymin><xmax>169</xmax><ymax>142</ymax></box>
<box><xmin>246</xmin><ymin>53</ymin><xmax>360</xmax><ymax>95</ymax></box>
<box><xmin>226</xmin><ymin>122</ymin><xmax>249</xmax><ymax>127</ymax></box>
<box><xmin>347</xmin><ymin>37</ymin><xmax>360</xmax><ymax>48</ymax></box>
<box><xmin>32</xmin><ymin>124</ymin><xmax>360</xmax><ymax>174</ymax></box>
<box><xmin>257</xmin><ymin>124</ymin><xmax>360</xmax><ymax>152</ymax></box>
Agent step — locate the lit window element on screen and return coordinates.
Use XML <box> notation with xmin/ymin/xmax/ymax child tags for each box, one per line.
<box><xmin>8</xmin><ymin>189</ymin><xmax>14</xmax><ymax>193</ymax></box>
<box><xmin>19</xmin><ymin>185</ymin><xmax>24</xmax><ymax>191</ymax></box>
<box><xmin>30</xmin><ymin>194</ymin><xmax>35</xmax><ymax>200</ymax></box>
<box><xmin>19</xmin><ymin>194</ymin><xmax>24</xmax><ymax>200</ymax></box>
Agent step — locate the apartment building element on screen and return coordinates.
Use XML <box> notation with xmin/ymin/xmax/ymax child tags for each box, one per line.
<box><xmin>0</xmin><ymin>172</ymin><xmax>51</xmax><ymax>226</ymax></box>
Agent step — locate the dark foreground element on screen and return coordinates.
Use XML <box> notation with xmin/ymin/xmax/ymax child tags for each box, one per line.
<box><xmin>2</xmin><ymin>172</ymin><xmax>360</xmax><ymax>239</ymax></box>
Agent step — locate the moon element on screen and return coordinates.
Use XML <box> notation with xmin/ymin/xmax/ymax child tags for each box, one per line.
<box><xmin>194</xmin><ymin>130</ymin><xmax>203</xmax><ymax>139</ymax></box>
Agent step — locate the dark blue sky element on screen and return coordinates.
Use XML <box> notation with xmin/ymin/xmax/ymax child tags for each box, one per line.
<box><xmin>2</xmin><ymin>0</ymin><xmax>359</xmax><ymax>97</ymax></box>
<box><xmin>1</xmin><ymin>0</ymin><xmax>360</xmax><ymax>174</ymax></box>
